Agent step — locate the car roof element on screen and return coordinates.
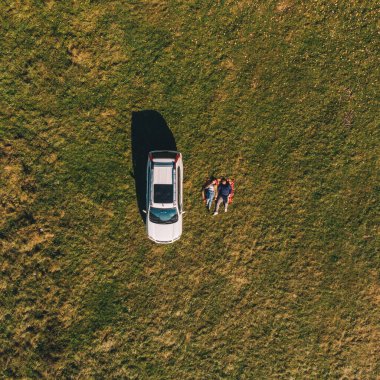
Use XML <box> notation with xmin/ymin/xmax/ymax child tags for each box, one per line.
<box><xmin>150</xmin><ymin>161</ymin><xmax>175</xmax><ymax>208</ymax></box>
<box><xmin>153</xmin><ymin>163</ymin><xmax>173</xmax><ymax>185</ymax></box>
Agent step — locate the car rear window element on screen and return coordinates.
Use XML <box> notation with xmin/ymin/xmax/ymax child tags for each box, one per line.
<box><xmin>152</xmin><ymin>151</ymin><xmax>177</xmax><ymax>159</ymax></box>
<box><xmin>154</xmin><ymin>184</ymin><xmax>173</xmax><ymax>203</ymax></box>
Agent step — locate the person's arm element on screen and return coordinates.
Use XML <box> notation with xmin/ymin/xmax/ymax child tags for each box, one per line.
<box><xmin>201</xmin><ymin>183</ymin><xmax>206</xmax><ymax>201</ymax></box>
<box><xmin>215</xmin><ymin>184</ymin><xmax>220</xmax><ymax>199</ymax></box>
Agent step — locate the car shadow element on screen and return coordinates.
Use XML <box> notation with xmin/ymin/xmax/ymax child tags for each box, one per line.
<box><xmin>131</xmin><ymin>110</ymin><xmax>177</xmax><ymax>223</ymax></box>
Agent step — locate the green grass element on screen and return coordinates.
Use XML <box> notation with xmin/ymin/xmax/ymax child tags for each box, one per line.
<box><xmin>1</xmin><ymin>0</ymin><xmax>379</xmax><ymax>378</ymax></box>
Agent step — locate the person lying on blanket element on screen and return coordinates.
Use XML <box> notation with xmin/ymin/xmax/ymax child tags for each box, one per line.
<box><xmin>213</xmin><ymin>177</ymin><xmax>232</xmax><ymax>215</ymax></box>
<box><xmin>202</xmin><ymin>177</ymin><xmax>218</xmax><ymax>211</ymax></box>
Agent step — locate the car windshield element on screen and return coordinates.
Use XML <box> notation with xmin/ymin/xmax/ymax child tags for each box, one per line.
<box><xmin>154</xmin><ymin>184</ymin><xmax>173</xmax><ymax>203</ymax></box>
<box><xmin>149</xmin><ymin>207</ymin><xmax>178</xmax><ymax>224</ymax></box>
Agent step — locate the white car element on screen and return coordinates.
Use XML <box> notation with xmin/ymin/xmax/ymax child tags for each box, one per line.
<box><xmin>144</xmin><ymin>150</ymin><xmax>184</xmax><ymax>243</ymax></box>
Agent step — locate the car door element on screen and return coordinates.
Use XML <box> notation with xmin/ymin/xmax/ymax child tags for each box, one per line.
<box><xmin>177</xmin><ymin>166</ymin><xmax>183</xmax><ymax>213</ymax></box>
<box><xmin>146</xmin><ymin>160</ymin><xmax>152</xmax><ymax>210</ymax></box>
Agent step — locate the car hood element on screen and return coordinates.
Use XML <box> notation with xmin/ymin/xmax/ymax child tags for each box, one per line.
<box><xmin>147</xmin><ymin>218</ymin><xmax>182</xmax><ymax>243</ymax></box>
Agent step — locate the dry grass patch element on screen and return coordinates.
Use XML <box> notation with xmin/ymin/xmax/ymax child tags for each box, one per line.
<box><xmin>67</xmin><ymin>44</ymin><xmax>93</xmax><ymax>67</ymax></box>
<box><xmin>276</xmin><ymin>0</ymin><xmax>294</xmax><ymax>13</ymax></box>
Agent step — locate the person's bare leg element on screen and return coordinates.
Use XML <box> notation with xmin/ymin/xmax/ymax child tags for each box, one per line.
<box><xmin>213</xmin><ymin>197</ymin><xmax>223</xmax><ymax>215</ymax></box>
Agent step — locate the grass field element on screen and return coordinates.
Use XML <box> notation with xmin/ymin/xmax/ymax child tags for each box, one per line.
<box><xmin>1</xmin><ymin>0</ymin><xmax>379</xmax><ymax>378</ymax></box>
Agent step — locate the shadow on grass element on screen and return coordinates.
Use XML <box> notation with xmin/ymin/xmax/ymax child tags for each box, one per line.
<box><xmin>131</xmin><ymin>111</ymin><xmax>177</xmax><ymax>222</ymax></box>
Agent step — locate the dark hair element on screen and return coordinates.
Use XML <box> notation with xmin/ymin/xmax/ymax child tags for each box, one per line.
<box><xmin>203</xmin><ymin>178</ymin><xmax>214</xmax><ymax>188</ymax></box>
<box><xmin>221</xmin><ymin>177</ymin><xmax>226</xmax><ymax>182</ymax></box>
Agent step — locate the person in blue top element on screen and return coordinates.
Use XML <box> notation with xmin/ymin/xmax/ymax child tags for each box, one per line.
<box><xmin>202</xmin><ymin>177</ymin><xmax>217</xmax><ymax>211</ymax></box>
<box><xmin>213</xmin><ymin>177</ymin><xmax>232</xmax><ymax>215</ymax></box>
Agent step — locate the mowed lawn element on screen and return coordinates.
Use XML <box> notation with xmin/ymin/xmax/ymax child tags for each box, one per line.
<box><xmin>1</xmin><ymin>0</ymin><xmax>379</xmax><ymax>378</ymax></box>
